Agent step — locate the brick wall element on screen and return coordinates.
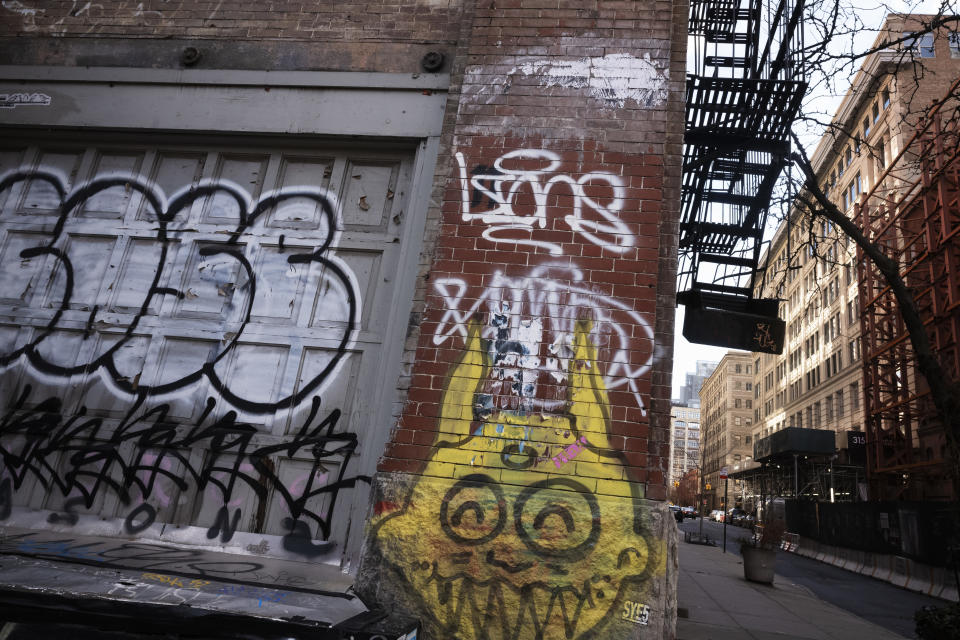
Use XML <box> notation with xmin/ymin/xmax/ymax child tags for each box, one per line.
<box><xmin>362</xmin><ymin>1</ymin><xmax>686</xmax><ymax>638</ymax></box>
<box><xmin>0</xmin><ymin>0</ymin><xmax>465</xmax><ymax>73</ymax></box>
<box><xmin>2</xmin><ymin>0</ymin><xmax>687</xmax><ymax>635</ymax></box>
<box><xmin>0</xmin><ymin>0</ymin><xmax>460</xmax><ymax>40</ymax></box>
<box><xmin>383</xmin><ymin>0</ymin><xmax>685</xmax><ymax>500</ymax></box>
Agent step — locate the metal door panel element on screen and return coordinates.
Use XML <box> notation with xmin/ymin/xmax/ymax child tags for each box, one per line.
<box><xmin>0</xmin><ymin>132</ymin><xmax>419</xmax><ymax>571</ymax></box>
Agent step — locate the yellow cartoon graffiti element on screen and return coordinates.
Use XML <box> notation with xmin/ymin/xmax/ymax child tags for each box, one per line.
<box><xmin>372</xmin><ymin>318</ymin><xmax>664</xmax><ymax>640</ymax></box>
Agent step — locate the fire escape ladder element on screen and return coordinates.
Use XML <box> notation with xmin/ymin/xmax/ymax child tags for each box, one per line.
<box><xmin>680</xmin><ymin>0</ymin><xmax>807</xmax><ymax>353</ymax></box>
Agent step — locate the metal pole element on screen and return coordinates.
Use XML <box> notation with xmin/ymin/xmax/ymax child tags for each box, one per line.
<box><xmin>830</xmin><ymin>460</ymin><xmax>834</xmax><ymax>502</ymax></box>
<box><xmin>723</xmin><ymin>477</ymin><xmax>728</xmax><ymax>553</ymax></box>
<box><xmin>793</xmin><ymin>453</ymin><xmax>799</xmax><ymax>497</ymax></box>
<box><xmin>698</xmin><ymin>468</ymin><xmax>705</xmax><ymax>540</ymax></box>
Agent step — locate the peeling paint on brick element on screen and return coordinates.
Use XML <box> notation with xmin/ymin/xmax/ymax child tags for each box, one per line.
<box><xmin>510</xmin><ymin>53</ymin><xmax>669</xmax><ymax>108</ymax></box>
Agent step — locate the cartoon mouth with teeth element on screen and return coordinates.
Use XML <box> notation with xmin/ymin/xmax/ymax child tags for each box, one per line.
<box><xmin>372</xmin><ymin>318</ymin><xmax>664</xmax><ymax>640</ymax></box>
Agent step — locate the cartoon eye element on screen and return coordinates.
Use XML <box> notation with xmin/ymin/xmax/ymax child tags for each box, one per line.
<box><xmin>439</xmin><ymin>474</ymin><xmax>506</xmax><ymax>545</ymax></box>
<box><xmin>513</xmin><ymin>478</ymin><xmax>600</xmax><ymax>559</ymax></box>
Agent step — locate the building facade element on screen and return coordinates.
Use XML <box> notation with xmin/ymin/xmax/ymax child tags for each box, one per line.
<box><xmin>750</xmin><ymin>14</ymin><xmax>960</xmax><ymax>500</ymax></box>
<box><xmin>676</xmin><ymin>359</ymin><xmax>718</xmax><ymax>407</ymax></box>
<box><xmin>751</xmin><ymin>218</ymin><xmax>866</xmax><ymax>456</ymax></box>
<box><xmin>0</xmin><ymin>2</ymin><xmax>688</xmax><ymax>637</ymax></box>
<box><xmin>698</xmin><ymin>351</ymin><xmax>755</xmax><ymax>511</ymax></box>
<box><xmin>669</xmin><ymin>402</ymin><xmax>701</xmax><ymax>489</ymax></box>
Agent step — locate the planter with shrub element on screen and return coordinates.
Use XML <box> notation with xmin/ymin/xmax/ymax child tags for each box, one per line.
<box><xmin>740</xmin><ymin>518</ymin><xmax>785</xmax><ymax>584</ymax></box>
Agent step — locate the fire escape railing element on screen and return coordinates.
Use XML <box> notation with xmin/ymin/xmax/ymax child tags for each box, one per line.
<box><xmin>679</xmin><ymin>0</ymin><xmax>807</xmax><ymax>353</ymax></box>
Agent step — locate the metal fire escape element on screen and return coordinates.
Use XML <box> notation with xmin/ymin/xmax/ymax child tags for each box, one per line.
<box><xmin>679</xmin><ymin>0</ymin><xmax>807</xmax><ymax>354</ymax></box>
<box><xmin>857</xmin><ymin>91</ymin><xmax>960</xmax><ymax>500</ymax></box>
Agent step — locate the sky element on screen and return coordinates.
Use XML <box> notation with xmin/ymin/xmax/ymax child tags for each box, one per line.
<box><xmin>671</xmin><ymin>0</ymin><xmax>953</xmax><ymax>400</ymax></box>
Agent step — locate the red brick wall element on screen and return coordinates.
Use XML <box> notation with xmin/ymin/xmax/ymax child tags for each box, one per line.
<box><xmin>382</xmin><ymin>0</ymin><xmax>686</xmax><ymax>502</ymax></box>
<box><xmin>0</xmin><ymin>0</ymin><xmax>465</xmax><ymax>73</ymax></box>
<box><xmin>0</xmin><ymin>0</ymin><xmax>461</xmax><ymax>40</ymax></box>
<box><xmin>360</xmin><ymin>6</ymin><xmax>686</xmax><ymax>637</ymax></box>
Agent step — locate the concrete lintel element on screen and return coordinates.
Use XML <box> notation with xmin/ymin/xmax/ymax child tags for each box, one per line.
<box><xmin>0</xmin><ymin>65</ymin><xmax>450</xmax><ymax>91</ymax></box>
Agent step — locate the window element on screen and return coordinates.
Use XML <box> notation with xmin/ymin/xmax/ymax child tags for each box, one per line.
<box><xmin>905</xmin><ymin>32</ymin><xmax>936</xmax><ymax>57</ymax></box>
<box><xmin>746</xmin><ymin>365</ymin><xmax>752</xmax><ymax>374</ymax></box>
<box><xmin>836</xmin><ymin>389</ymin><xmax>845</xmax><ymax>418</ymax></box>
<box><xmin>845</xmin><ymin>173</ymin><xmax>862</xmax><ymax>209</ymax></box>
<box><xmin>950</xmin><ymin>31</ymin><xmax>960</xmax><ymax>58</ymax></box>
<box><xmin>735</xmin><ymin>399</ymin><xmax>742</xmax><ymax>408</ymax></box>
<box><xmin>735</xmin><ymin>364</ymin><xmax>742</xmax><ymax>373</ymax></box>
<box><xmin>826</xmin><ymin>396</ymin><xmax>834</xmax><ymax>421</ymax></box>
<box><xmin>845</xmin><ymin>147</ymin><xmax>853</xmax><ymax>166</ymax></box>
<box><xmin>813</xmin><ymin>401</ymin><xmax>822</xmax><ymax>427</ymax></box>
<box><xmin>746</xmin><ymin>382</ymin><xmax>753</xmax><ymax>391</ymax></box>
<box><xmin>746</xmin><ymin>435</ymin><xmax>751</xmax><ymax>444</ymax></box>
<box><xmin>849</xmin><ymin>339</ymin><xmax>861</xmax><ymax>362</ymax></box>
<box><xmin>863</xmin><ymin>117</ymin><xmax>871</xmax><ymax>139</ymax></box>
<box><xmin>872</xmin><ymin>103</ymin><xmax>880</xmax><ymax>123</ymax></box>
<box><xmin>851</xmin><ymin>382</ymin><xmax>860</xmax><ymax>409</ymax></box>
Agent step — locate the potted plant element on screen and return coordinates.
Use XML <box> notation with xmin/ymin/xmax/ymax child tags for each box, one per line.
<box><xmin>740</xmin><ymin>517</ymin><xmax>785</xmax><ymax>584</ymax></box>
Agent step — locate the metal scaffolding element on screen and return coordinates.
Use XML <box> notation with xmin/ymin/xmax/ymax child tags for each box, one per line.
<box><xmin>733</xmin><ymin>459</ymin><xmax>864</xmax><ymax>508</ymax></box>
<box><xmin>856</xmin><ymin>90</ymin><xmax>960</xmax><ymax>500</ymax></box>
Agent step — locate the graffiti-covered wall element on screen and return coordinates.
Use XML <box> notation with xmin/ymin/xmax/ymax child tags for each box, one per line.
<box><xmin>0</xmin><ymin>132</ymin><xmax>429</xmax><ymax>574</ymax></box>
<box><xmin>358</xmin><ymin>1</ymin><xmax>687</xmax><ymax>638</ymax></box>
<box><xmin>0</xmin><ymin>0</ymin><xmax>464</xmax><ymax>587</ymax></box>
<box><xmin>1</xmin><ymin>0</ymin><xmax>686</xmax><ymax>635</ymax></box>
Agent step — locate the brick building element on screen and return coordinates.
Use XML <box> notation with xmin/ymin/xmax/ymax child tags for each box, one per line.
<box><xmin>0</xmin><ymin>1</ymin><xmax>687</xmax><ymax>638</ymax></box>
<box><xmin>698</xmin><ymin>351</ymin><xmax>755</xmax><ymax>511</ymax></box>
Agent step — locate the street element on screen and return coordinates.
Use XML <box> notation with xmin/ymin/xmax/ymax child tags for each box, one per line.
<box><xmin>678</xmin><ymin>518</ymin><xmax>952</xmax><ymax>639</ymax></box>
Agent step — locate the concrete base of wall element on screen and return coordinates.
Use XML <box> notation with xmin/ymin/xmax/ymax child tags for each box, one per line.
<box><xmin>356</xmin><ymin>472</ymin><xmax>679</xmax><ymax>640</ymax></box>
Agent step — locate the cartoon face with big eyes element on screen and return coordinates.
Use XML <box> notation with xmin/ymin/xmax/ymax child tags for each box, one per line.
<box><xmin>372</xmin><ymin>319</ymin><xmax>665</xmax><ymax>640</ymax></box>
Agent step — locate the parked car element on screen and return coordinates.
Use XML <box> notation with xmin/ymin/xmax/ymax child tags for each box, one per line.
<box><xmin>681</xmin><ymin>506</ymin><xmax>697</xmax><ymax>519</ymax></box>
<box><xmin>709</xmin><ymin>509</ymin><xmax>724</xmax><ymax>522</ymax></box>
<box><xmin>727</xmin><ymin>507</ymin><xmax>745</xmax><ymax>525</ymax></box>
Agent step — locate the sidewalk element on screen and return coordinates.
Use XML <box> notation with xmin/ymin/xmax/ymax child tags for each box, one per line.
<box><xmin>677</xmin><ymin>534</ymin><xmax>907</xmax><ymax>640</ymax></box>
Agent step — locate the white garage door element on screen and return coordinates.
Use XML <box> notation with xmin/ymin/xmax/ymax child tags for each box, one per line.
<box><xmin>0</xmin><ymin>131</ymin><xmax>416</xmax><ymax>567</ymax></box>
